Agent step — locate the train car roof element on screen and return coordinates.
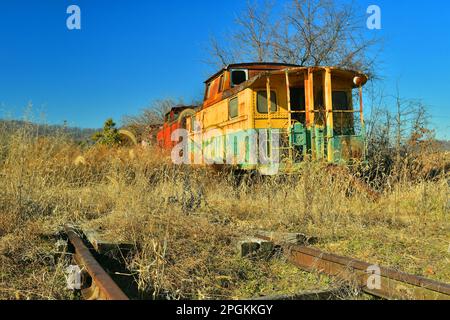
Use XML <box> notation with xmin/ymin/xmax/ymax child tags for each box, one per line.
<box><xmin>219</xmin><ymin>66</ymin><xmax>368</xmax><ymax>100</ymax></box>
<box><xmin>204</xmin><ymin>62</ymin><xmax>301</xmax><ymax>83</ymax></box>
<box><xmin>205</xmin><ymin>62</ymin><xmax>368</xmax><ymax>85</ymax></box>
<box><xmin>164</xmin><ymin>105</ymin><xmax>198</xmax><ymax>117</ymax></box>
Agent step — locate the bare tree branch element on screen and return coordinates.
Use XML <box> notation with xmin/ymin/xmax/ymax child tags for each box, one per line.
<box><xmin>121</xmin><ymin>99</ymin><xmax>182</xmax><ymax>141</ymax></box>
<box><xmin>207</xmin><ymin>0</ymin><xmax>381</xmax><ymax>74</ymax></box>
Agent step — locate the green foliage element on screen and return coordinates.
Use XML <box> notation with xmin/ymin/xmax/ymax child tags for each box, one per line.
<box><xmin>92</xmin><ymin>118</ymin><xmax>121</xmax><ymax>146</ymax></box>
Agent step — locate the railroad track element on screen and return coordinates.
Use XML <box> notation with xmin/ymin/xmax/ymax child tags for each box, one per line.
<box><xmin>63</xmin><ymin>225</ymin><xmax>450</xmax><ymax>300</ymax></box>
<box><xmin>255</xmin><ymin>233</ymin><xmax>450</xmax><ymax>300</ymax></box>
<box><xmin>65</xmin><ymin>225</ymin><xmax>129</xmax><ymax>300</ymax></box>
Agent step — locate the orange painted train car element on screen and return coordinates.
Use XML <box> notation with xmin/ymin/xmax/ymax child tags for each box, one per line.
<box><xmin>156</xmin><ymin>106</ymin><xmax>197</xmax><ymax>149</ymax></box>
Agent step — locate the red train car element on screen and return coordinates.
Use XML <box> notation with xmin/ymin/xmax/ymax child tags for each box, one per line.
<box><xmin>156</xmin><ymin>106</ymin><xmax>197</xmax><ymax>149</ymax></box>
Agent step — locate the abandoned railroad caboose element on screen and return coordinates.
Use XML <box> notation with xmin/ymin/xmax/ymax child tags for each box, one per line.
<box><xmin>157</xmin><ymin>63</ymin><xmax>368</xmax><ymax>174</ymax></box>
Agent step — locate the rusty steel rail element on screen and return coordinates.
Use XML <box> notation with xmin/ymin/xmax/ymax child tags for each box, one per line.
<box><xmin>65</xmin><ymin>225</ymin><xmax>129</xmax><ymax>300</ymax></box>
<box><xmin>256</xmin><ymin>234</ymin><xmax>450</xmax><ymax>300</ymax></box>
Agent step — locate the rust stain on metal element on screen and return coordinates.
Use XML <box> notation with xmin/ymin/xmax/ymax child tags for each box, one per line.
<box><xmin>65</xmin><ymin>225</ymin><xmax>129</xmax><ymax>301</ymax></box>
<box><xmin>256</xmin><ymin>235</ymin><xmax>450</xmax><ymax>300</ymax></box>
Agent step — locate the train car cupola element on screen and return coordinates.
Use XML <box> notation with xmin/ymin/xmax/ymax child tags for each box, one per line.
<box><xmin>203</xmin><ymin>62</ymin><xmax>301</xmax><ymax>108</ymax></box>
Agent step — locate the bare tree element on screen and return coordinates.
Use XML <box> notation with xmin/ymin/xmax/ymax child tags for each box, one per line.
<box><xmin>389</xmin><ymin>85</ymin><xmax>433</xmax><ymax>164</ymax></box>
<box><xmin>208</xmin><ymin>0</ymin><xmax>381</xmax><ymax>74</ymax></box>
<box><xmin>206</xmin><ymin>0</ymin><xmax>276</xmax><ymax>68</ymax></box>
<box><xmin>207</xmin><ymin>35</ymin><xmax>234</xmax><ymax>69</ymax></box>
<box><xmin>288</xmin><ymin>0</ymin><xmax>379</xmax><ymax>71</ymax></box>
<box><xmin>363</xmin><ymin>81</ymin><xmax>437</xmax><ymax>186</ymax></box>
<box><xmin>233</xmin><ymin>0</ymin><xmax>276</xmax><ymax>63</ymax></box>
<box><xmin>121</xmin><ymin>99</ymin><xmax>182</xmax><ymax>141</ymax></box>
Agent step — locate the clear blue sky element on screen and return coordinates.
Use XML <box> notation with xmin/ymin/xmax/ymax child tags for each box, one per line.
<box><xmin>0</xmin><ymin>0</ymin><xmax>449</xmax><ymax>139</ymax></box>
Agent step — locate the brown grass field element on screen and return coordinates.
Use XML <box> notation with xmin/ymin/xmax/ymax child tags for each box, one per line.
<box><xmin>0</xmin><ymin>125</ymin><xmax>448</xmax><ymax>300</ymax></box>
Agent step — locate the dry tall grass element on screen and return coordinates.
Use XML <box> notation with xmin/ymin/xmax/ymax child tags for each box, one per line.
<box><xmin>0</xmin><ymin>125</ymin><xmax>448</xmax><ymax>300</ymax></box>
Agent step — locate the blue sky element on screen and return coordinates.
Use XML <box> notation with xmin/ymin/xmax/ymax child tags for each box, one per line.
<box><xmin>0</xmin><ymin>0</ymin><xmax>449</xmax><ymax>139</ymax></box>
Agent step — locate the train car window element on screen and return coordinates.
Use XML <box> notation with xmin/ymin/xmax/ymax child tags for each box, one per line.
<box><xmin>290</xmin><ymin>88</ymin><xmax>306</xmax><ymax>111</ymax></box>
<box><xmin>333</xmin><ymin>91</ymin><xmax>354</xmax><ymax>136</ymax></box>
<box><xmin>205</xmin><ymin>83</ymin><xmax>211</xmax><ymax>99</ymax></box>
<box><xmin>332</xmin><ymin>91</ymin><xmax>349</xmax><ymax>110</ymax></box>
<box><xmin>229</xmin><ymin>97</ymin><xmax>239</xmax><ymax>119</ymax></box>
<box><xmin>315</xmin><ymin>90</ymin><xmax>324</xmax><ymax>109</ymax></box>
<box><xmin>290</xmin><ymin>88</ymin><xmax>306</xmax><ymax>124</ymax></box>
<box><xmin>218</xmin><ymin>75</ymin><xmax>224</xmax><ymax>92</ymax></box>
<box><xmin>257</xmin><ymin>91</ymin><xmax>277</xmax><ymax>113</ymax></box>
<box><xmin>230</xmin><ymin>69</ymin><xmax>248</xmax><ymax>87</ymax></box>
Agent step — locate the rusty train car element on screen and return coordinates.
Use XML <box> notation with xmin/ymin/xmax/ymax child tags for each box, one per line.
<box><xmin>156</xmin><ymin>106</ymin><xmax>197</xmax><ymax>149</ymax></box>
<box><xmin>156</xmin><ymin>62</ymin><xmax>368</xmax><ymax>174</ymax></box>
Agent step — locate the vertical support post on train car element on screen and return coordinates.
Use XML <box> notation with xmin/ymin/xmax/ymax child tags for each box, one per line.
<box><xmin>323</xmin><ymin>68</ymin><xmax>334</xmax><ymax>162</ymax></box>
<box><xmin>305</xmin><ymin>68</ymin><xmax>315</xmax><ymax>159</ymax></box>
<box><xmin>266</xmin><ymin>76</ymin><xmax>272</xmax><ymax>128</ymax></box>
<box><xmin>359</xmin><ymin>85</ymin><xmax>365</xmax><ymax>127</ymax></box>
<box><xmin>285</xmin><ymin>70</ymin><xmax>292</xmax><ymax>123</ymax></box>
<box><xmin>285</xmin><ymin>69</ymin><xmax>293</xmax><ymax>161</ymax></box>
<box><xmin>359</xmin><ymin>84</ymin><xmax>366</xmax><ymax>159</ymax></box>
<box><xmin>266</xmin><ymin>76</ymin><xmax>272</xmax><ymax>159</ymax></box>
<box><xmin>305</xmin><ymin>68</ymin><xmax>314</xmax><ymax>127</ymax></box>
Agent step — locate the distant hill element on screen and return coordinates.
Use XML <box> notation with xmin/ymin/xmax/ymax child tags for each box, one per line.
<box><xmin>0</xmin><ymin>119</ymin><xmax>99</xmax><ymax>143</ymax></box>
<box><xmin>437</xmin><ymin>140</ymin><xmax>450</xmax><ymax>151</ymax></box>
